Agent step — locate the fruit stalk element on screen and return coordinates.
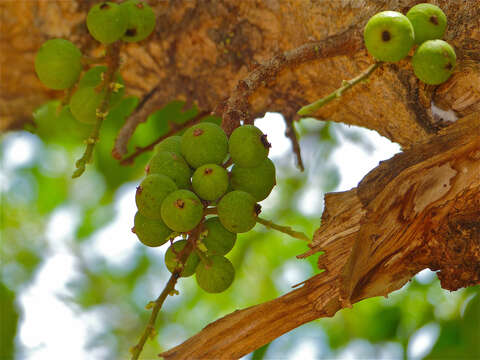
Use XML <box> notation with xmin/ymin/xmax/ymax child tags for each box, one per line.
<box><xmin>297</xmin><ymin>61</ymin><xmax>381</xmax><ymax>116</ymax></box>
<box><xmin>256</xmin><ymin>217</ymin><xmax>310</xmax><ymax>241</ymax></box>
<box><xmin>72</xmin><ymin>42</ymin><xmax>121</xmax><ymax>178</ymax></box>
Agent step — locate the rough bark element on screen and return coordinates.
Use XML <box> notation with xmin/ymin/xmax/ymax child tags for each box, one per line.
<box><xmin>162</xmin><ymin>112</ymin><xmax>480</xmax><ymax>360</ymax></box>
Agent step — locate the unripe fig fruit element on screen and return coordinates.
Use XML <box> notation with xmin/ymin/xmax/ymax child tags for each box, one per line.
<box><xmin>407</xmin><ymin>3</ymin><xmax>447</xmax><ymax>45</ymax></box>
<box><xmin>133</xmin><ymin>211</ymin><xmax>172</xmax><ymax>247</ymax></box>
<box><xmin>217</xmin><ymin>190</ymin><xmax>259</xmax><ymax>233</ymax></box>
<box><xmin>69</xmin><ymin>86</ymin><xmax>104</xmax><ymax>124</ymax></box>
<box><xmin>135</xmin><ymin>174</ymin><xmax>177</xmax><ymax>220</ymax></box>
<box><xmin>364</xmin><ymin>11</ymin><xmax>414</xmax><ymax>62</ymax></box>
<box><xmin>86</xmin><ymin>2</ymin><xmax>128</xmax><ymax>44</ymax></box>
<box><xmin>120</xmin><ymin>0</ymin><xmax>156</xmax><ymax>43</ymax></box>
<box><xmin>412</xmin><ymin>39</ymin><xmax>456</xmax><ymax>85</ymax></box>
<box><xmin>192</xmin><ymin>164</ymin><xmax>229</xmax><ymax>200</ymax></box>
<box><xmin>154</xmin><ymin>136</ymin><xmax>182</xmax><ymax>155</ymax></box>
<box><xmin>161</xmin><ymin>190</ymin><xmax>203</xmax><ymax>232</ymax></box>
<box><xmin>228</xmin><ymin>125</ymin><xmax>270</xmax><ymax>168</ymax></box>
<box><xmin>164</xmin><ymin>240</ymin><xmax>199</xmax><ymax>277</ymax></box>
<box><xmin>147</xmin><ymin>151</ymin><xmax>192</xmax><ymax>189</ymax></box>
<box><xmin>181</xmin><ymin>123</ymin><xmax>228</xmax><ymax>168</ymax></box>
<box><xmin>34</xmin><ymin>39</ymin><xmax>82</xmax><ymax>90</ymax></box>
<box><xmin>195</xmin><ymin>255</ymin><xmax>235</xmax><ymax>293</ymax></box>
<box><xmin>202</xmin><ymin>217</ymin><xmax>236</xmax><ymax>255</ymax></box>
<box><xmin>230</xmin><ymin>158</ymin><xmax>276</xmax><ymax>201</ymax></box>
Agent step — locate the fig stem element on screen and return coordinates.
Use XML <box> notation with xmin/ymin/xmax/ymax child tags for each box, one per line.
<box><xmin>130</xmin><ymin>231</ymin><xmax>197</xmax><ymax>360</ymax></box>
<box><xmin>73</xmin><ymin>42</ymin><xmax>121</xmax><ymax>178</ymax></box>
<box><xmin>256</xmin><ymin>217</ymin><xmax>310</xmax><ymax>241</ymax></box>
<box><xmin>204</xmin><ymin>207</ymin><xmax>218</xmax><ymax>216</ymax></box>
<box><xmin>297</xmin><ymin>61</ymin><xmax>382</xmax><ymax>116</ymax></box>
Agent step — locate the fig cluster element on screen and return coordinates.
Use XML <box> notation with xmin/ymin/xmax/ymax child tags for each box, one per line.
<box><xmin>363</xmin><ymin>3</ymin><xmax>456</xmax><ymax>85</ymax></box>
<box><xmin>132</xmin><ymin>123</ymin><xmax>276</xmax><ymax>293</ymax></box>
<box><xmin>34</xmin><ymin>1</ymin><xmax>156</xmax><ymax>122</ymax></box>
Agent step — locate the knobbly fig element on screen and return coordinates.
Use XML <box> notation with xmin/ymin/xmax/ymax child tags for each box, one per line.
<box><xmin>195</xmin><ymin>255</ymin><xmax>235</xmax><ymax>293</ymax></box>
<box><xmin>202</xmin><ymin>217</ymin><xmax>236</xmax><ymax>255</ymax></box>
<box><xmin>192</xmin><ymin>164</ymin><xmax>229</xmax><ymax>201</ymax></box>
<box><xmin>228</xmin><ymin>125</ymin><xmax>270</xmax><ymax>168</ymax></box>
<box><xmin>217</xmin><ymin>190</ymin><xmax>259</xmax><ymax>233</ymax></box>
<box><xmin>120</xmin><ymin>0</ymin><xmax>156</xmax><ymax>43</ymax></box>
<box><xmin>34</xmin><ymin>39</ymin><xmax>82</xmax><ymax>90</ymax></box>
<box><xmin>407</xmin><ymin>3</ymin><xmax>447</xmax><ymax>45</ymax></box>
<box><xmin>412</xmin><ymin>39</ymin><xmax>456</xmax><ymax>85</ymax></box>
<box><xmin>135</xmin><ymin>174</ymin><xmax>178</xmax><ymax>220</ymax></box>
<box><xmin>154</xmin><ymin>136</ymin><xmax>182</xmax><ymax>155</ymax></box>
<box><xmin>133</xmin><ymin>211</ymin><xmax>172</xmax><ymax>247</ymax></box>
<box><xmin>147</xmin><ymin>151</ymin><xmax>192</xmax><ymax>189</ymax></box>
<box><xmin>164</xmin><ymin>240</ymin><xmax>200</xmax><ymax>277</ymax></box>
<box><xmin>181</xmin><ymin>123</ymin><xmax>228</xmax><ymax>168</ymax></box>
<box><xmin>161</xmin><ymin>190</ymin><xmax>203</xmax><ymax>232</ymax></box>
<box><xmin>364</xmin><ymin>11</ymin><xmax>414</xmax><ymax>62</ymax></box>
<box><xmin>230</xmin><ymin>158</ymin><xmax>276</xmax><ymax>201</ymax></box>
<box><xmin>86</xmin><ymin>2</ymin><xmax>128</xmax><ymax>44</ymax></box>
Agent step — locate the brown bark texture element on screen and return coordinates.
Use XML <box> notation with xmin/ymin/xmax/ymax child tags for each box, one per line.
<box><xmin>2</xmin><ymin>0</ymin><xmax>480</xmax><ymax>359</ymax></box>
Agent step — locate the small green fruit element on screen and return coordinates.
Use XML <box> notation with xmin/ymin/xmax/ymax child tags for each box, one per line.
<box><xmin>192</xmin><ymin>164</ymin><xmax>229</xmax><ymax>200</ymax></box>
<box><xmin>202</xmin><ymin>217</ymin><xmax>236</xmax><ymax>255</ymax></box>
<box><xmin>78</xmin><ymin>66</ymin><xmax>124</xmax><ymax>107</ymax></box>
<box><xmin>229</xmin><ymin>125</ymin><xmax>270</xmax><ymax>168</ymax></box>
<box><xmin>147</xmin><ymin>151</ymin><xmax>192</xmax><ymax>189</ymax></box>
<box><xmin>412</xmin><ymin>39</ymin><xmax>456</xmax><ymax>85</ymax></box>
<box><xmin>181</xmin><ymin>123</ymin><xmax>228</xmax><ymax>168</ymax></box>
<box><xmin>195</xmin><ymin>255</ymin><xmax>235</xmax><ymax>293</ymax></box>
<box><xmin>34</xmin><ymin>39</ymin><xmax>82</xmax><ymax>90</ymax></box>
<box><xmin>69</xmin><ymin>86</ymin><xmax>104</xmax><ymax>124</ymax></box>
<box><xmin>135</xmin><ymin>174</ymin><xmax>178</xmax><ymax>220</ymax></box>
<box><xmin>364</xmin><ymin>11</ymin><xmax>414</xmax><ymax>62</ymax></box>
<box><xmin>230</xmin><ymin>158</ymin><xmax>276</xmax><ymax>201</ymax></box>
<box><xmin>120</xmin><ymin>0</ymin><xmax>156</xmax><ymax>42</ymax></box>
<box><xmin>87</xmin><ymin>2</ymin><xmax>128</xmax><ymax>44</ymax></box>
<box><xmin>217</xmin><ymin>190</ymin><xmax>259</xmax><ymax>233</ymax></box>
<box><xmin>133</xmin><ymin>211</ymin><xmax>172</xmax><ymax>247</ymax></box>
<box><xmin>164</xmin><ymin>240</ymin><xmax>200</xmax><ymax>277</ymax></box>
<box><xmin>161</xmin><ymin>190</ymin><xmax>203</xmax><ymax>232</ymax></box>
<box><xmin>154</xmin><ymin>136</ymin><xmax>182</xmax><ymax>155</ymax></box>
<box><xmin>407</xmin><ymin>3</ymin><xmax>447</xmax><ymax>44</ymax></box>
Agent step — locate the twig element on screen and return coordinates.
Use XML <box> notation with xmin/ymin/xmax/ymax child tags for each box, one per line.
<box><xmin>297</xmin><ymin>61</ymin><xmax>381</xmax><ymax>116</ymax></box>
<box><xmin>119</xmin><ymin>110</ymin><xmax>210</xmax><ymax>165</ymax></box>
<box><xmin>256</xmin><ymin>217</ymin><xmax>310</xmax><ymax>241</ymax></box>
<box><xmin>129</xmin><ymin>233</ymin><xmax>197</xmax><ymax>360</ymax></box>
<box><xmin>204</xmin><ymin>207</ymin><xmax>217</xmax><ymax>216</ymax></box>
<box><xmin>72</xmin><ymin>43</ymin><xmax>121</xmax><ymax>178</ymax></box>
<box><xmin>221</xmin><ymin>28</ymin><xmax>363</xmax><ymax>135</ymax></box>
<box><xmin>284</xmin><ymin>114</ymin><xmax>304</xmax><ymax>171</ymax></box>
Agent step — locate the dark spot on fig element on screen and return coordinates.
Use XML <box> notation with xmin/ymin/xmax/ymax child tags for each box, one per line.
<box><xmin>430</xmin><ymin>15</ymin><xmax>439</xmax><ymax>25</ymax></box>
<box><xmin>445</xmin><ymin>63</ymin><xmax>453</xmax><ymax>70</ymax></box>
<box><xmin>100</xmin><ymin>3</ymin><xmax>109</xmax><ymax>10</ymax></box>
<box><xmin>136</xmin><ymin>186</ymin><xmax>143</xmax><ymax>195</ymax></box>
<box><xmin>254</xmin><ymin>203</ymin><xmax>262</xmax><ymax>216</ymax></box>
<box><xmin>193</xmin><ymin>129</ymin><xmax>204</xmax><ymax>136</ymax></box>
<box><xmin>175</xmin><ymin>199</ymin><xmax>185</xmax><ymax>209</ymax></box>
<box><xmin>136</xmin><ymin>2</ymin><xmax>144</xmax><ymax>9</ymax></box>
<box><xmin>260</xmin><ymin>134</ymin><xmax>271</xmax><ymax>149</ymax></box>
<box><xmin>125</xmin><ymin>28</ymin><xmax>137</xmax><ymax>37</ymax></box>
<box><xmin>131</xmin><ymin>227</ymin><xmax>136</xmax><ymax>234</ymax></box>
<box><xmin>382</xmin><ymin>30</ymin><xmax>391</xmax><ymax>42</ymax></box>
<box><xmin>204</xmin><ymin>168</ymin><xmax>213</xmax><ymax>175</ymax></box>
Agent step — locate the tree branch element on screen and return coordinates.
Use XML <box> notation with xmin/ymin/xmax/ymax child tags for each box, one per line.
<box><xmin>119</xmin><ymin>110</ymin><xmax>210</xmax><ymax>165</ymax></box>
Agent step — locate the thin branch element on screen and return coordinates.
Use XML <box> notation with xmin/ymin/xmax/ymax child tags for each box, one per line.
<box><xmin>119</xmin><ymin>110</ymin><xmax>210</xmax><ymax>165</ymax></box>
<box><xmin>297</xmin><ymin>61</ymin><xmax>381</xmax><ymax>116</ymax></box>
<box><xmin>256</xmin><ymin>217</ymin><xmax>310</xmax><ymax>241</ymax></box>
<box><xmin>130</xmin><ymin>233</ymin><xmax>197</xmax><ymax>360</ymax></box>
<box><xmin>284</xmin><ymin>114</ymin><xmax>304</xmax><ymax>171</ymax></box>
<box><xmin>220</xmin><ymin>28</ymin><xmax>363</xmax><ymax>135</ymax></box>
<box><xmin>72</xmin><ymin>43</ymin><xmax>121</xmax><ymax>178</ymax></box>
